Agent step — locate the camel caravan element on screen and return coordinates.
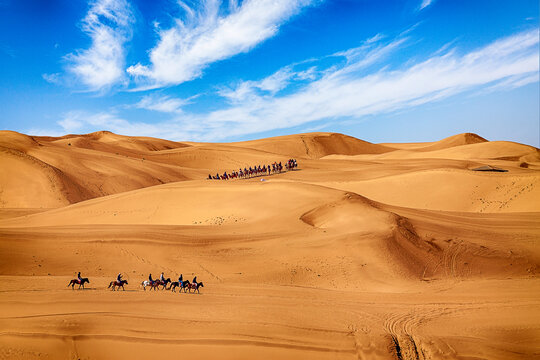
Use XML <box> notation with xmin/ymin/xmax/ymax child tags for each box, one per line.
<box><xmin>208</xmin><ymin>159</ymin><xmax>298</xmax><ymax>180</ymax></box>
<box><xmin>68</xmin><ymin>272</ymin><xmax>204</xmax><ymax>294</ymax></box>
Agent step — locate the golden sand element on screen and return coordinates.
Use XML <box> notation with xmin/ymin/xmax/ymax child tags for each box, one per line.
<box><xmin>0</xmin><ymin>130</ymin><xmax>539</xmax><ymax>359</ymax></box>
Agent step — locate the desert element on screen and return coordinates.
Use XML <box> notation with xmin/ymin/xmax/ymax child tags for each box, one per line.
<box><xmin>0</xmin><ymin>130</ymin><xmax>539</xmax><ymax>359</ymax></box>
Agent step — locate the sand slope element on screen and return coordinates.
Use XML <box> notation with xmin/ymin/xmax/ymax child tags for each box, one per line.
<box><xmin>381</xmin><ymin>132</ymin><xmax>487</xmax><ymax>151</ymax></box>
<box><xmin>0</xmin><ymin>131</ymin><xmax>539</xmax><ymax>360</ymax></box>
<box><xmin>0</xmin><ymin>131</ymin><xmax>200</xmax><ymax>208</ymax></box>
<box><xmin>231</xmin><ymin>132</ymin><xmax>394</xmax><ymax>158</ymax></box>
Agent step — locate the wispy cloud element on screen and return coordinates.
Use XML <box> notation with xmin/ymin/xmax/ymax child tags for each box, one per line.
<box><xmin>127</xmin><ymin>0</ymin><xmax>315</xmax><ymax>89</ymax></box>
<box><xmin>475</xmin><ymin>72</ymin><xmax>539</xmax><ymax>96</ymax></box>
<box><xmin>43</xmin><ymin>29</ymin><xmax>539</xmax><ymax>143</ymax></box>
<box><xmin>296</xmin><ymin>66</ymin><xmax>318</xmax><ymax>80</ymax></box>
<box><xmin>57</xmin><ymin>112</ymin><xmax>85</xmax><ymax>133</ymax></box>
<box><xmin>134</xmin><ymin>94</ymin><xmax>193</xmax><ymax>113</ymax></box>
<box><xmin>419</xmin><ymin>0</ymin><xmax>434</xmax><ymax>11</ymax></box>
<box><xmin>218</xmin><ymin>67</ymin><xmax>295</xmax><ymax>102</ymax></box>
<box><xmin>42</xmin><ymin>73</ymin><xmax>61</xmax><ymax>85</ymax></box>
<box><xmin>188</xmin><ymin>28</ymin><xmax>540</xmax><ymax>140</ymax></box>
<box><xmin>66</xmin><ymin>0</ymin><xmax>134</xmax><ymax>91</ymax></box>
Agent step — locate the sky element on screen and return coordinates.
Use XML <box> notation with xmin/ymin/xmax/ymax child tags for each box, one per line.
<box><xmin>0</xmin><ymin>0</ymin><xmax>539</xmax><ymax>146</ymax></box>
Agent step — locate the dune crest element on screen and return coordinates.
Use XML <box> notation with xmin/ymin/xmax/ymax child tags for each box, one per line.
<box><xmin>300</xmin><ymin>192</ymin><xmax>392</xmax><ymax>234</ymax></box>
<box><xmin>380</xmin><ymin>132</ymin><xmax>487</xmax><ymax>151</ymax></box>
<box><xmin>232</xmin><ymin>132</ymin><xmax>394</xmax><ymax>158</ymax></box>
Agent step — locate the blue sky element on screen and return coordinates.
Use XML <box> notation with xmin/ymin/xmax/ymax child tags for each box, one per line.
<box><xmin>1</xmin><ymin>0</ymin><xmax>539</xmax><ymax>146</ymax></box>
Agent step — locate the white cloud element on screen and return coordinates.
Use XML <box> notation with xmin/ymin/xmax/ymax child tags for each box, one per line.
<box><xmin>296</xmin><ymin>66</ymin><xmax>317</xmax><ymax>80</ymax></box>
<box><xmin>257</xmin><ymin>67</ymin><xmax>295</xmax><ymax>93</ymax></box>
<box><xmin>66</xmin><ymin>0</ymin><xmax>134</xmax><ymax>91</ymax></box>
<box><xmin>58</xmin><ymin>112</ymin><xmax>84</xmax><ymax>132</ymax></box>
<box><xmin>419</xmin><ymin>0</ymin><xmax>433</xmax><ymax>10</ymax></box>
<box><xmin>42</xmin><ymin>73</ymin><xmax>61</xmax><ymax>85</ymax></box>
<box><xmin>127</xmin><ymin>0</ymin><xmax>314</xmax><ymax>89</ymax></box>
<box><xmin>475</xmin><ymin>72</ymin><xmax>539</xmax><ymax>96</ymax></box>
<box><xmin>333</xmin><ymin>37</ymin><xmax>407</xmax><ymax>73</ymax></box>
<box><xmin>218</xmin><ymin>81</ymin><xmax>259</xmax><ymax>103</ymax></box>
<box><xmin>196</xmin><ymin>29</ymin><xmax>539</xmax><ymax>140</ymax></box>
<box><xmin>46</xmin><ymin>29</ymin><xmax>539</xmax><ymax>143</ymax></box>
<box><xmin>135</xmin><ymin>94</ymin><xmax>192</xmax><ymax>113</ymax></box>
<box><xmin>365</xmin><ymin>33</ymin><xmax>385</xmax><ymax>44</ymax></box>
<box><xmin>218</xmin><ymin>66</ymin><xmax>295</xmax><ymax>102</ymax></box>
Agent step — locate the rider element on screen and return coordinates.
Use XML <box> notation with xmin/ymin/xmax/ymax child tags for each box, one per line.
<box><xmin>178</xmin><ymin>274</ymin><xmax>183</xmax><ymax>287</ymax></box>
<box><xmin>192</xmin><ymin>275</ymin><xmax>197</xmax><ymax>285</ymax></box>
<box><xmin>117</xmin><ymin>272</ymin><xmax>122</xmax><ymax>283</ymax></box>
<box><xmin>160</xmin><ymin>272</ymin><xmax>165</xmax><ymax>283</ymax></box>
<box><xmin>77</xmin><ymin>272</ymin><xmax>82</xmax><ymax>282</ymax></box>
<box><xmin>149</xmin><ymin>273</ymin><xmax>154</xmax><ymax>284</ymax></box>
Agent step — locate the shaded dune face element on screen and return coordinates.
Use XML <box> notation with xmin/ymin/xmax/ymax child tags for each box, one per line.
<box><xmin>0</xmin><ymin>130</ymin><xmax>539</xmax><ymax>360</ymax></box>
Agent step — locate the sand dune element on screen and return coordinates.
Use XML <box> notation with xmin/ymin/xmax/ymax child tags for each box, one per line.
<box><xmin>44</xmin><ymin>130</ymin><xmax>188</xmax><ymax>152</ymax></box>
<box><xmin>375</xmin><ymin>140</ymin><xmax>539</xmax><ymax>162</ymax></box>
<box><xmin>231</xmin><ymin>132</ymin><xmax>394</xmax><ymax>158</ymax></box>
<box><xmin>313</xmin><ymin>169</ymin><xmax>540</xmax><ymax>213</ymax></box>
<box><xmin>329</xmin><ymin>139</ymin><xmax>540</xmax><ymax>165</ymax></box>
<box><xmin>0</xmin><ymin>131</ymin><xmax>539</xmax><ymax>359</ymax></box>
<box><xmin>0</xmin><ymin>131</ymin><xmax>198</xmax><ymax>208</ymax></box>
<box><xmin>381</xmin><ymin>132</ymin><xmax>487</xmax><ymax>151</ymax></box>
<box><xmin>0</xmin><ymin>181</ymin><xmax>345</xmax><ymax>227</ymax></box>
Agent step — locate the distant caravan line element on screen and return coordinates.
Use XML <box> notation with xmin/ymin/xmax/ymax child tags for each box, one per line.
<box><xmin>209</xmin><ymin>159</ymin><xmax>298</xmax><ymax>180</ymax></box>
